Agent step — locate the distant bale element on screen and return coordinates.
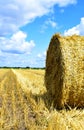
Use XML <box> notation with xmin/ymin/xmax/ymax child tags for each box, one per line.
<box><xmin>45</xmin><ymin>34</ymin><xmax>84</xmax><ymax>109</ymax></box>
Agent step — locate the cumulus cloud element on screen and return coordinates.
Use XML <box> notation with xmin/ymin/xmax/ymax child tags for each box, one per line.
<box><xmin>0</xmin><ymin>0</ymin><xmax>77</xmax><ymax>67</ymax></box>
<box><xmin>0</xmin><ymin>0</ymin><xmax>77</xmax><ymax>35</ymax></box>
<box><xmin>64</xmin><ymin>17</ymin><xmax>84</xmax><ymax>36</ymax></box>
<box><xmin>0</xmin><ymin>31</ymin><xmax>35</xmax><ymax>54</ymax></box>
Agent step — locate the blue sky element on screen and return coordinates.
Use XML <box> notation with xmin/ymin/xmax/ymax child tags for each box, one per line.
<box><xmin>0</xmin><ymin>0</ymin><xmax>84</xmax><ymax>67</ymax></box>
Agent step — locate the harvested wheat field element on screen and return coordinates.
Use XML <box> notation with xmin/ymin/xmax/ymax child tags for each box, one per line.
<box><xmin>0</xmin><ymin>69</ymin><xmax>48</xmax><ymax>130</ymax></box>
<box><xmin>45</xmin><ymin>34</ymin><xmax>84</xmax><ymax>109</ymax></box>
<box><xmin>0</xmin><ymin>68</ymin><xmax>84</xmax><ymax>130</ymax></box>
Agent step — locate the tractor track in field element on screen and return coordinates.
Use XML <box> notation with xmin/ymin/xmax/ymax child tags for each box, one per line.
<box><xmin>0</xmin><ymin>69</ymin><xmax>39</xmax><ymax>130</ymax></box>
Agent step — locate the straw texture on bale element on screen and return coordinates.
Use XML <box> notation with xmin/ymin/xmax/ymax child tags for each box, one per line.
<box><xmin>45</xmin><ymin>34</ymin><xmax>84</xmax><ymax>109</ymax></box>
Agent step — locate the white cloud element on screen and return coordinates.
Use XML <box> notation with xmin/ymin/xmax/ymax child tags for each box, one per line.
<box><xmin>37</xmin><ymin>51</ymin><xmax>46</xmax><ymax>58</ymax></box>
<box><xmin>60</xmin><ymin>9</ymin><xmax>65</xmax><ymax>13</ymax></box>
<box><xmin>40</xmin><ymin>18</ymin><xmax>57</xmax><ymax>33</ymax></box>
<box><xmin>0</xmin><ymin>0</ymin><xmax>77</xmax><ymax>35</ymax></box>
<box><xmin>0</xmin><ymin>0</ymin><xmax>77</xmax><ymax>67</ymax></box>
<box><xmin>0</xmin><ymin>31</ymin><xmax>35</xmax><ymax>54</ymax></box>
<box><xmin>46</xmin><ymin>19</ymin><xmax>57</xmax><ymax>28</ymax></box>
<box><xmin>36</xmin><ymin>51</ymin><xmax>46</xmax><ymax>67</ymax></box>
<box><xmin>64</xmin><ymin>17</ymin><xmax>84</xmax><ymax>36</ymax></box>
<box><xmin>55</xmin><ymin>0</ymin><xmax>77</xmax><ymax>7</ymax></box>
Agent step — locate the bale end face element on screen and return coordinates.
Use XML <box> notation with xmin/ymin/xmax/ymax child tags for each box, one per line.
<box><xmin>45</xmin><ymin>34</ymin><xmax>84</xmax><ymax>109</ymax></box>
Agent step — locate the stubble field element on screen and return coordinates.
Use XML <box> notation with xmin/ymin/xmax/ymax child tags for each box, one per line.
<box><xmin>0</xmin><ymin>68</ymin><xmax>84</xmax><ymax>130</ymax></box>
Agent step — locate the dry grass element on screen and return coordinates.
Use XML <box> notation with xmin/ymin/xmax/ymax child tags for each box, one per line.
<box><xmin>45</xmin><ymin>34</ymin><xmax>84</xmax><ymax>109</ymax></box>
<box><xmin>0</xmin><ymin>68</ymin><xmax>84</xmax><ymax>130</ymax></box>
<box><xmin>47</xmin><ymin>109</ymin><xmax>84</xmax><ymax>130</ymax></box>
<box><xmin>12</xmin><ymin>69</ymin><xmax>46</xmax><ymax>95</ymax></box>
<box><xmin>0</xmin><ymin>69</ymin><xmax>9</xmax><ymax>82</ymax></box>
<box><xmin>0</xmin><ymin>69</ymin><xmax>48</xmax><ymax>130</ymax></box>
<box><xmin>0</xmin><ymin>70</ymin><xmax>36</xmax><ymax>130</ymax></box>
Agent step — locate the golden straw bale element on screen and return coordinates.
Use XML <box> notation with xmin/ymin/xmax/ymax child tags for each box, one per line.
<box><xmin>45</xmin><ymin>34</ymin><xmax>84</xmax><ymax>109</ymax></box>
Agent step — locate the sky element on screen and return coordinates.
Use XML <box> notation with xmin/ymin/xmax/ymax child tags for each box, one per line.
<box><xmin>0</xmin><ymin>0</ymin><xmax>84</xmax><ymax>67</ymax></box>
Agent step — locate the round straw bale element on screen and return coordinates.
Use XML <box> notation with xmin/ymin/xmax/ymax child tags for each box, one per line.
<box><xmin>45</xmin><ymin>34</ymin><xmax>84</xmax><ymax>109</ymax></box>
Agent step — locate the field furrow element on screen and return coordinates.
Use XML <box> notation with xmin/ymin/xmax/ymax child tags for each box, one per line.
<box><xmin>0</xmin><ymin>70</ymin><xmax>38</xmax><ymax>130</ymax></box>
